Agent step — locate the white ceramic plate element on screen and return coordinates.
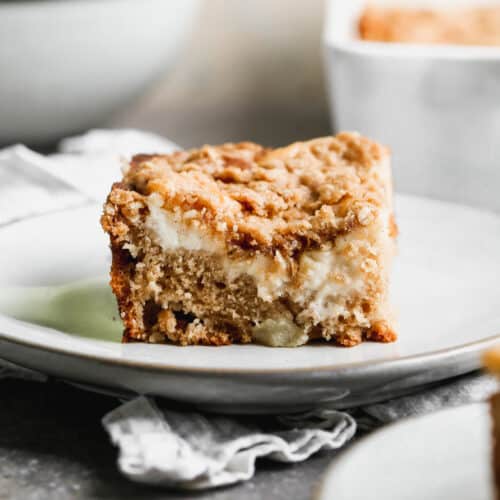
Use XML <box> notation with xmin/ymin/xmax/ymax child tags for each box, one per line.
<box><xmin>318</xmin><ymin>403</ymin><xmax>493</xmax><ymax>500</ymax></box>
<box><xmin>0</xmin><ymin>194</ymin><xmax>499</xmax><ymax>413</ymax></box>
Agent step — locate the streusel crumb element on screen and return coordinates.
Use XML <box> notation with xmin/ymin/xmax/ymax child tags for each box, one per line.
<box><xmin>121</xmin><ymin>132</ymin><xmax>391</xmax><ymax>258</ymax></box>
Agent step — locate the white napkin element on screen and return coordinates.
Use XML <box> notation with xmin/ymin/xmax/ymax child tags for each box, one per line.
<box><xmin>101</xmin><ymin>374</ymin><xmax>496</xmax><ymax>489</ymax></box>
<box><xmin>103</xmin><ymin>397</ymin><xmax>356</xmax><ymax>489</ymax></box>
<box><xmin>0</xmin><ymin>145</ymin><xmax>89</xmax><ymax>226</ymax></box>
<box><xmin>0</xmin><ymin>129</ymin><xmax>178</xmax><ymax>226</ymax></box>
<box><xmin>0</xmin><ymin>129</ymin><xmax>496</xmax><ymax>490</ymax></box>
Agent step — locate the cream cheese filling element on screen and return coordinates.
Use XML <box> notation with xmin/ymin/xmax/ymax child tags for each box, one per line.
<box><xmin>143</xmin><ymin>193</ymin><xmax>390</xmax><ymax>345</ymax></box>
<box><xmin>145</xmin><ymin>193</ymin><xmax>290</xmax><ymax>301</ymax></box>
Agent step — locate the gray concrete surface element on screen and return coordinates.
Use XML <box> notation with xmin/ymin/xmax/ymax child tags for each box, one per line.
<box><xmin>0</xmin><ymin>380</ymin><xmax>342</xmax><ymax>500</ymax></box>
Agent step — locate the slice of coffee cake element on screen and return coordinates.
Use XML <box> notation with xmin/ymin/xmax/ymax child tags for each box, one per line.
<box><xmin>483</xmin><ymin>348</ymin><xmax>500</xmax><ymax>498</ymax></box>
<box><xmin>101</xmin><ymin>132</ymin><xmax>397</xmax><ymax>347</ymax></box>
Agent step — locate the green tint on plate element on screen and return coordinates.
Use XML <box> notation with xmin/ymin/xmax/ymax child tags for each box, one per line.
<box><xmin>0</xmin><ymin>278</ymin><xmax>121</xmax><ymax>342</ymax></box>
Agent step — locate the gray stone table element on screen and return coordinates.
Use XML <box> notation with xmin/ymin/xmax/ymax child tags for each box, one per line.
<box><xmin>0</xmin><ymin>379</ymin><xmax>344</xmax><ymax>500</ymax></box>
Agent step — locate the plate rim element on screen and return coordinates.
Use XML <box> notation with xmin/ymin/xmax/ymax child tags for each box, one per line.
<box><xmin>0</xmin><ymin>317</ymin><xmax>498</xmax><ymax>376</ymax></box>
<box><xmin>0</xmin><ymin>199</ymin><xmax>499</xmax><ymax>376</ymax></box>
<box><xmin>315</xmin><ymin>401</ymin><xmax>490</xmax><ymax>500</ymax></box>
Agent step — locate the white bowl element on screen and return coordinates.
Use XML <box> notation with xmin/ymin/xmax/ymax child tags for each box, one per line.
<box><xmin>0</xmin><ymin>0</ymin><xmax>200</xmax><ymax>146</ymax></box>
<box><xmin>323</xmin><ymin>0</ymin><xmax>500</xmax><ymax>212</ymax></box>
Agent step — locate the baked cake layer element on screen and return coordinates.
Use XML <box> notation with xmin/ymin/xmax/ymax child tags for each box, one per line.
<box><xmin>491</xmin><ymin>392</ymin><xmax>500</xmax><ymax>500</ymax></box>
<box><xmin>484</xmin><ymin>348</ymin><xmax>500</xmax><ymax>499</ymax></box>
<box><xmin>101</xmin><ymin>132</ymin><xmax>397</xmax><ymax>347</ymax></box>
<box><xmin>359</xmin><ymin>6</ymin><xmax>500</xmax><ymax>46</ymax></box>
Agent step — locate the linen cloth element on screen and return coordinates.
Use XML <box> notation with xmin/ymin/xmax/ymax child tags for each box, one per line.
<box><xmin>0</xmin><ymin>129</ymin><xmax>496</xmax><ymax>489</ymax></box>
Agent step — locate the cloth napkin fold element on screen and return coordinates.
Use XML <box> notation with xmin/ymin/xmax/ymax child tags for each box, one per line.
<box><xmin>103</xmin><ymin>397</ymin><xmax>356</xmax><ymax>489</ymax></box>
<box><xmin>101</xmin><ymin>373</ymin><xmax>496</xmax><ymax>489</ymax></box>
<box><xmin>0</xmin><ymin>128</ymin><xmax>178</xmax><ymax>226</ymax></box>
<box><xmin>0</xmin><ymin>129</ymin><xmax>497</xmax><ymax>490</ymax></box>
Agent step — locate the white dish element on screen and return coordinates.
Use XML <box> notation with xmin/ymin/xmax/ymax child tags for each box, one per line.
<box><xmin>323</xmin><ymin>0</ymin><xmax>500</xmax><ymax>212</ymax></box>
<box><xmin>0</xmin><ymin>194</ymin><xmax>499</xmax><ymax>413</ymax></box>
<box><xmin>318</xmin><ymin>403</ymin><xmax>493</xmax><ymax>500</ymax></box>
<box><xmin>0</xmin><ymin>0</ymin><xmax>200</xmax><ymax>145</ymax></box>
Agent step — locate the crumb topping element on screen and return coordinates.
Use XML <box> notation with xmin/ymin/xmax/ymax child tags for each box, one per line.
<box><xmin>113</xmin><ymin>132</ymin><xmax>391</xmax><ymax>257</ymax></box>
<box><xmin>359</xmin><ymin>6</ymin><xmax>500</xmax><ymax>46</ymax></box>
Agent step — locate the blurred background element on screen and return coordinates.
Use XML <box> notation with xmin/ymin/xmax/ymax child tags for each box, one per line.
<box><xmin>2</xmin><ymin>0</ymin><xmax>499</xmax><ymax>210</ymax></box>
<box><xmin>0</xmin><ymin>0</ymin><xmax>328</xmax><ymax>150</ymax></box>
<box><xmin>112</xmin><ymin>0</ymin><xmax>329</xmax><ymax>148</ymax></box>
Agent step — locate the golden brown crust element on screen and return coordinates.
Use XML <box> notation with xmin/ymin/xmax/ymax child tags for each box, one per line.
<box><xmin>359</xmin><ymin>5</ymin><xmax>500</xmax><ymax>46</ymax></box>
<box><xmin>120</xmin><ymin>132</ymin><xmax>391</xmax><ymax>258</ymax></box>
